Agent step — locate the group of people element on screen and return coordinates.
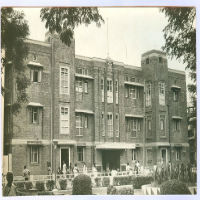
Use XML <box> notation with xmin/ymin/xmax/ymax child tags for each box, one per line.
<box><xmin>126</xmin><ymin>161</ymin><xmax>141</xmax><ymax>175</ymax></box>
<box><xmin>57</xmin><ymin>161</ymin><xmax>92</xmax><ymax>178</ymax></box>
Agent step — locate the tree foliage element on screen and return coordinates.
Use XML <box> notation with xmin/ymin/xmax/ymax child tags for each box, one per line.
<box><xmin>40</xmin><ymin>7</ymin><xmax>104</xmax><ymax>46</ymax></box>
<box><xmin>1</xmin><ymin>8</ymin><xmax>30</xmax><ymax>114</ymax></box>
<box><xmin>160</xmin><ymin>7</ymin><xmax>196</xmax><ymax>98</ymax></box>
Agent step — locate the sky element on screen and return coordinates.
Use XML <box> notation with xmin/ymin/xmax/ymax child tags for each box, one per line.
<box><xmin>17</xmin><ymin>7</ymin><xmax>185</xmax><ymax>70</ymax></box>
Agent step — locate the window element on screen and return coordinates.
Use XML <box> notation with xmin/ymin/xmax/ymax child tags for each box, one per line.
<box><xmin>126</xmin><ymin>118</ymin><xmax>141</xmax><ymax>138</ymax></box>
<box><xmin>30</xmin><ymin>107</ymin><xmax>39</xmax><ymax>124</ymax></box>
<box><xmin>147</xmin><ymin>149</ymin><xmax>153</xmax><ymax>165</ymax></box>
<box><xmin>107</xmin><ymin>79</ymin><xmax>113</xmax><ymax>103</ymax></box>
<box><xmin>146</xmin><ymin>58</ymin><xmax>149</xmax><ymax>64</ymax></box>
<box><xmin>101</xmin><ymin>112</ymin><xmax>105</xmax><ymax>136</ymax></box>
<box><xmin>132</xmin><ymin>149</ymin><xmax>137</xmax><ymax>161</ymax></box>
<box><xmin>176</xmin><ymin>148</ymin><xmax>181</xmax><ymax>160</ymax></box>
<box><xmin>60</xmin><ymin>66</ymin><xmax>69</xmax><ymax>94</ymax></box>
<box><xmin>159</xmin><ymin>82</ymin><xmax>165</xmax><ymax>105</ymax></box>
<box><xmin>159</xmin><ymin>57</ymin><xmax>162</xmax><ymax>63</ymax></box>
<box><xmin>174</xmin><ymin>119</ymin><xmax>180</xmax><ymax>131</ymax></box>
<box><xmin>146</xmin><ymin>83</ymin><xmax>151</xmax><ymax>106</ymax></box>
<box><xmin>173</xmin><ymin>90</ymin><xmax>179</xmax><ymax>101</ymax></box>
<box><xmin>76</xmin><ymin>114</ymin><xmax>88</xmax><ymax>128</ymax></box>
<box><xmin>160</xmin><ymin>115</ymin><xmax>166</xmax><ymax>136</ymax></box>
<box><xmin>125</xmin><ymin>87</ymin><xmax>129</xmax><ymax>98</ymax></box>
<box><xmin>116</xmin><ymin>113</ymin><xmax>119</xmax><ymax>137</ymax></box>
<box><xmin>60</xmin><ymin>106</ymin><xmax>69</xmax><ymax>134</ymax></box>
<box><xmin>76</xmin><ymin>80</ymin><xmax>83</xmax><ymax>92</ymax></box>
<box><xmin>107</xmin><ymin>113</ymin><xmax>113</xmax><ymax>137</ymax></box>
<box><xmin>115</xmin><ymin>80</ymin><xmax>118</xmax><ymax>104</ymax></box>
<box><xmin>77</xmin><ymin>147</ymin><xmax>84</xmax><ymax>162</ymax></box>
<box><xmin>130</xmin><ymin>86</ymin><xmax>136</xmax><ymax>99</ymax></box>
<box><xmin>77</xmin><ymin>68</ymin><xmax>88</xmax><ymax>75</ymax></box>
<box><xmin>101</xmin><ymin>78</ymin><xmax>104</xmax><ymax>102</ymax></box>
<box><xmin>84</xmin><ymin>82</ymin><xmax>88</xmax><ymax>93</ymax></box>
<box><xmin>160</xmin><ymin>119</ymin><xmax>164</xmax><ymax>130</ymax></box>
<box><xmin>84</xmin><ymin>115</ymin><xmax>88</xmax><ymax>128</ymax></box>
<box><xmin>124</xmin><ymin>76</ymin><xmax>129</xmax><ymax>81</ymax></box>
<box><xmin>30</xmin><ymin>68</ymin><xmax>42</xmax><ymax>83</ymax></box>
<box><xmin>148</xmin><ymin>120</ymin><xmax>151</xmax><ymax>131</ymax></box>
<box><xmin>130</xmin><ymin>77</ymin><xmax>135</xmax><ymax>82</ymax></box>
<box><xmin>30</xmin><ymin>146</ymin><xmax>39</xmax><ymax>163</ymax></box>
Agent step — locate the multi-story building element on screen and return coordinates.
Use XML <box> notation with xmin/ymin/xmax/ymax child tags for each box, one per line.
<box><xmin>3</xmin><ymin>33</ymin><xmax>189</xmax><ymax>175</ymax></box>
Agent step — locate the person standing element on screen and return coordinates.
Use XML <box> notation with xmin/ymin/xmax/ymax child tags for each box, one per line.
<box><xmin>82</xmin><ymin>162</ymin><xmax>87</xmax><ymax>174</ymax></box>
<box><xmin>23</xmin><ymin>166</ymin><xmax>30</xmax><ymax>181</ymax></box>
<box><xmin>92</xmin><ymin>163</ymin><xmax>98</xmax><ymax>186</ymax></box>
<box><xmin>136</xmin><ymin>161</ymin><xmax>140</xmax><ymax>175</ymax></box>
<box><xmin>73</xmin><ymin>163</ymin><xmax>79</xmax><ymax>177</ymax></box>
<box><xmin>62</xmin><ymin>161</ymin><xmax>67</xmax><ymax>178</ymax></box>
<box><xmin>126</xmin><ymin>163</ymin><xmax>131</xmax><ymax>175</ymax></box>
<box><xmin>3</xmin><ymin>172</ymin><xmax>17</xmax><ymax>196</ymax></box>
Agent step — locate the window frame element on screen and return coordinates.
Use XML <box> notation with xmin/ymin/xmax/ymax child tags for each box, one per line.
<box><xmin>107</xmin><ymin>112</ymin><xmax>113</xmax><ymax>137</ymax></box>
<box><xmin>146</xmin><ymin>83</ymin><xmax>151</xmax><ymax>106</ymax></box>
<box><xmin>159</xmin><ymin>82</ymin><xmax>165</xmax><ymax>105</ymax></box>
<box><xmin>60</xmin><ymin>66</ymin><xmax>70</xmax><ymax>95</ymax></box>
<box><xmin>176</xmin><ymin>148</ymin><xmax>181</xmax><ymax>161</ymax></box>
<box><xmin>60</xmin><ymin>106</ymin><xmax>70</xmax><ymax>135</ymax></box>
<box><xmin>77</xmin><ymin>146</ymin><xmax>84</xmax><ymax>162</ymax></box>
<box><xmin>30</xmin><ymin>146</ymin><xmax>39</xmax><ymax>164</ymax></box>
<box><xmin>84</xmin><ymin>81</ymin><xmax>88</xmax><ymax>93</ymax></box>
<box><xmin>115</xmin><ymin>113</ymin><xmax>119</xmax><ymax>137</ymax></box>
<box><xmin>30</xmin><ymin>68</ymin><xmax>42</xmax><ymax>83</ymax></box>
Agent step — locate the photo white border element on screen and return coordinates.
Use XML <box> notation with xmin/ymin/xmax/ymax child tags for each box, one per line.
<box><xmin>0</xmin><ymin>0</ymin><xmax>199</xmax><ymax>200</ymax></box>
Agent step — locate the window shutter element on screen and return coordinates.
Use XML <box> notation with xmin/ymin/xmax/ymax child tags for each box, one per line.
<box><xmin>38</xmin><ymin>70</ymin><xmax>42</xmax><ymax>82</ymax></box>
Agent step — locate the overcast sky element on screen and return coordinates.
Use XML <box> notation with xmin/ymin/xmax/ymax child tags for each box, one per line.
<box><xmin>17</xmin><ymin>7</ymin><xmax>187</xmax><ymax>71</ymax></box>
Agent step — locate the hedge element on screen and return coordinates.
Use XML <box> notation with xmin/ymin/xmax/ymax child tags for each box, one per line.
<box><xmin>113</xmin><ymin>176</ymin><xmax>132</xmax><ymax>186</ymax></box>
<box><xmin>107</xmin><ymin>185</ymin><xmax>134</xmax><ymax>195</ymax></box>
<box><xmin>132</xmin><ymin>176</ymin><xmax>153</xmax><ymax>189</ymax></box>
<box><xmin>59</xmin><ymin>179</ymin><xmax>67</xmax><ymax>190</ymax></box>
<box><xmin>35</xmin><ymin>181</ymin><xmax>45</xmax><ymax>191</ymax></box>
<box><xmin>46</xmin><ymin>180</ymin><xmax>55</xmax><ymax>191</ymax></box>
<box><xmin>25</xmin><ymin>181</ymin><xmax>33</xmax><ymax>190</ymax></box>
<box><xmin>102</xmin><ymin>177</ymin><xmax>110</xmax><ymax>187</ymax></box>
<box><xmin>160</xmin><ymin>179</ymin><xmax>191</xmax><ymax>195</ymax></box>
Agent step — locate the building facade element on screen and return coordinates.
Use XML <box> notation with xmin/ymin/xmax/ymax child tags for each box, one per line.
<box><xmin>4</xmin><ymin>33</ymin><xmax>189</xmax><ymax>175</ymax></box>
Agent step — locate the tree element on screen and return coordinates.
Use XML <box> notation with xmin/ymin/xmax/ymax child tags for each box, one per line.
<box><xmin>1</xmin><ymin>8</ymin><xmax>30</xmax><ymax>114</ymax></box>
<box><xmin>40</xmin><ymin>7</ymin><xmax>104</xmax><ymax>46</ymax></box>
<box><xmin>160</xmin><ymin>7</ymin><xmax>196</xmax><ymax>107</ymax></box>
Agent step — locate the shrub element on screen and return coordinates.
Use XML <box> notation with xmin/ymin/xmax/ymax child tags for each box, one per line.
<box><xmin>25</xmin><ymin>181</ymin><xmax>33</xmax><ymax>190</ymax></box>
<box><xmin>107</xmin><ymin>185</ymin><xmax>117</xmax><ymax>195</ymax></box>
<box><xmin>102</xmin><ymin>177</ymin><xmax>110</xmax><ymax>187</ymax></box>
<box><xmin>59</xmin><ymin>179</ymin><xmax>67</xmax><ymax>190</ymax></box>
<box><xmin>14</xmin><ymin>181</ymin><xmax>25</xmax><ymax>189</ymax></box>
<box><xmin>113</xmin><ymin>176</ymin><xmax>132</xmax><ymax>186</ymax></box>
<box><xmin>160</xmin><ymin>179</ymin><xmax>191</xmax><ymax>195</ymax></box>
<box><xmin>117</xmin><ymin>187</ymin><xmax>134</xmax><ymax>195</ymax></box>
<box><xmin>46</xmin><ymin>180</ymin><xmax>55</xmax><ymax>191</ymax></box>
<box><xmin>95</xmin><ymin>177</ymin><xmax>101</xmax><ymax>187</ymax></box>
<box><xmin>36</xmin><ymin>181</ymin><xmax>45</xmax><ymax>191</ymax></box>
<box><xmin>132</xmin><ymin>176</ymin><xmax>153</xmax><ymax>189</ymax></box>
<box><xmin>107</xmin><ymin>185</ymin><xmax>134</xmax><ymax>195</ymax></box>
<box><xmin>72</xmin><ymin>174</ymin><xmax>92</xmax><ymax>195</ymax></box>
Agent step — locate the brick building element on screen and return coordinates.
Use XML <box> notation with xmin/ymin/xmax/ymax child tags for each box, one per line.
<box><xmin>4</xmin><ymin>33</ymin><xmax>189</xmax><ymax>175</ymax></box>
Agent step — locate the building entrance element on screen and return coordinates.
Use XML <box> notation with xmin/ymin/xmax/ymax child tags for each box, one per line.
<box><xmin>161</xmin><ymin>148</ymin><xmax>167</xmax><ymax>165</ymax></box>
<box><xmin>60</xmin><ymin>148</ymin><xmax>70</xmax><ymax>170</ymax></box>
<box><xmin>102</xmin><ymin>150</ymin><xmax>120</xmax><ymax>171</ymax></box>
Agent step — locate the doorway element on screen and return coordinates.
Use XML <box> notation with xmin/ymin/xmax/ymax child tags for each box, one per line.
<box><xmin>60</xmin><ymin>148</ymin><xmax>70</xmax><ymax>170</ymax></box>
<box><xmin>161</xmin><ymin>148</ymin><xmax>167</xmax><ymax>165</ymax></box>
<box><xmin>102</xmin><ymin>150</ymin><xmax>120</xmax><ymax>171</ymax></box>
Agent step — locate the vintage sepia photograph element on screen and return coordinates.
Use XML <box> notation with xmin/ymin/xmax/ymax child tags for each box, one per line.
<box><xmin>1</xmin><ymin>6</ymin><xmax>197</xmax><ymax>196</ymax></box>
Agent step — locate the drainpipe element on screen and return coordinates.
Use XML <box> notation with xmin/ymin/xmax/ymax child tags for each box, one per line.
<box><xmin>50</xmin><ymin>37</ymin><xmax>54</xmax><ymax>172</ymax></box>
<box><xmin>143</xmin><ymin>81</ymin><xmax>146</xmax><ymax>167</ymax></box>
<box><xmin>168</xmin><ymin>104</ymin><xmax>171</xmax><ymax>162</ymax></box>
